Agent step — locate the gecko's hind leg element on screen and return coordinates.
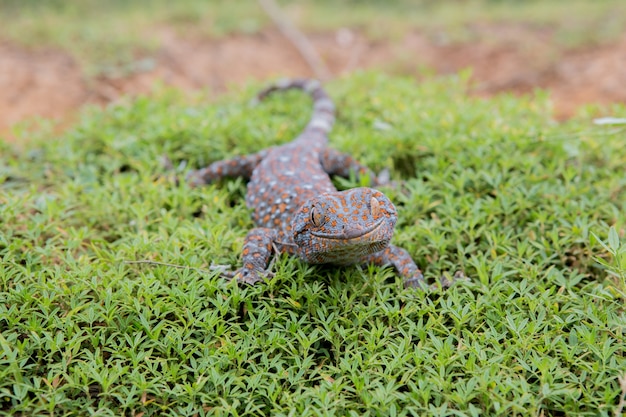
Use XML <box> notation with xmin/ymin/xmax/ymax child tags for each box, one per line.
<box><xmin>187</xmin><ymin>150</ymin><xmax>270</xmax><ymax>186</ymax></box>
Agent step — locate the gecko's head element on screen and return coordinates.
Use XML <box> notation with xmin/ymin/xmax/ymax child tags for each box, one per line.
<box><xmin>291</xmin><ymin>187</ymin><xmax>397</xmax><ymax>265</ymax></box>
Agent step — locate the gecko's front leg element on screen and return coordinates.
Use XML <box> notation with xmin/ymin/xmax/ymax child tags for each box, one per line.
<box><xmin>363</xmin><ymin>245</ymin><xmax>427</xmax><ymax>289</ymax></box>
<box><xmin>232</xmin><ymin>227</ymin><xmax>278</xmax><ymax>285</ymax></box>
<box><xmin>363</xmin><ymin>245</ymin><xmax>464</xmax><ymax>290</ymax></box>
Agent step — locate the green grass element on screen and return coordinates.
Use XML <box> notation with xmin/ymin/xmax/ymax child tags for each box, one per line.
<box><xmin>1</xmin><ymin>0</ymin><xmax>625</xmax><ymax>76</ymax></box>
<box><xmin>1</xmin><ymin>73</ymin><xmax>626</xmax><ymax>415</ymax></box>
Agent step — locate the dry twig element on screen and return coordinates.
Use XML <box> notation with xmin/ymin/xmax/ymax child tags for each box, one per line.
<box><xmin>257</xmin><ymin>0</ymin><xmax>331</xmax><ymax>81</ymax></box>
<box><xmin>123</xmin><ymin>260</ymin><xmax>234</xmax><ymax>277</ymax></box>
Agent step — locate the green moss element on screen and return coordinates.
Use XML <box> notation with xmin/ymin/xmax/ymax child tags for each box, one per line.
<box><xmin>1</xmin><ymin>73</ymin><xmax>625</xmax><ymax>415</ymax></box>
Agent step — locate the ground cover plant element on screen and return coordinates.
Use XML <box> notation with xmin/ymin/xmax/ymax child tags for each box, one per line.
<box><xmin>1</xmin><ymin>73</ymin><xmax>625</xmax><ymax>416</ymax></box>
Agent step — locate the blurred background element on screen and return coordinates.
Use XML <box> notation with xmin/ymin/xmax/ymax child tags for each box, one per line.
<box><xmin>1</xmin><ymin>0</ymin><xmax>625</xmax><ymax>136</ymax></box>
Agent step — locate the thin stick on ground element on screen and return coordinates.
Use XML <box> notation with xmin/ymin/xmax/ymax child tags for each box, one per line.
<box><xmin>123</xmin><ymin>260</ymin><xmax>234</xmax><ymax>277</ymax></box>
<box><xmin>257</xmin><ymin>0</ymin><xmax>331</xmax><ymax>81</ymax></box>
<box><xmin>123</xmin><ymin>259</ymin><xmax>278</xmax><ymax>282</ymax></box>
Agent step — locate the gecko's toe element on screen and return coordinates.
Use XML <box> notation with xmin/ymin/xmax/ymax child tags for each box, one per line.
<box><xmin>186</xmin><ymin>171</ymin><xmax>204</xmax><ymax>187</ymax></box>
<box><xmin>451</xmin><ymin>270</ymin><xmax>469</xmax><ymax>284</ymax></box>
<box><xmin>438</xmin><ymin>270</ymin><xmax>468</xmax><ymax>289</ymax></box>
<box><xmin>234</xmin><ymin>268</ymin><xmax>273</xmax><ymax>285</ymax></box>
<box><xmin>404</xmin><ymin>272</ymin><xmax>427</xmax><ymax>289</ymax></box>
<box><xmin>377</xmin><ymin>168</ymin><xmax>391</xmax><ymax>185</ymax></box>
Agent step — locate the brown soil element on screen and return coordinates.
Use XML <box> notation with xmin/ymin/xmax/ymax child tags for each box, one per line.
<box><xmin>1</xmin><ymin>24</ymin><xmax>625</xmax><ymax>140</ymax></box>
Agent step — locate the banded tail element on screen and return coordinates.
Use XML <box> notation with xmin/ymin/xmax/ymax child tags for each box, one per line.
<box><xmin>257</xmin><ymin>78</ymin><xmax>336</xmax><ymax>138</ymax></box>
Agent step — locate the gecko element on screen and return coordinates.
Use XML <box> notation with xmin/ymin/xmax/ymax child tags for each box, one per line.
<box><xmin>187</xmin><ymin>79</ymin><xmax>459</xmax><ymax>289</ymax></box>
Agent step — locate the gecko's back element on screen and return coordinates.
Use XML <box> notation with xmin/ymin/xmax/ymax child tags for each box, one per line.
<box><xmin>245</xmin><ymin>79</ymin><xmax>338</xmax><ymax>234</ymax></box>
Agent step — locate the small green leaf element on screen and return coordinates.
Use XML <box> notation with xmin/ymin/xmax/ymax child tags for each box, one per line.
<box><xmin>591</xmin><ymin>231</ymin><xmax>611</xmax><ymax>253</ymax></box>
<box><xmin>608</xmin><ymin>226</ymin><xmax>620</xmax><ymax>252</ymax></box>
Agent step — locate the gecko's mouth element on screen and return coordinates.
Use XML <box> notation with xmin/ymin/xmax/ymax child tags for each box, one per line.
<box><xmin>310</xmin><ymin>218</ymin><xmax>386</xmax><ymax>241</ymax></box>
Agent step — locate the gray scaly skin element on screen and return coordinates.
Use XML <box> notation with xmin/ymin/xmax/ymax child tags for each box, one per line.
<box><xmin>188</xmin><ymin>79</ymin><xmax>460</xmax><ymax>289</ymax></box>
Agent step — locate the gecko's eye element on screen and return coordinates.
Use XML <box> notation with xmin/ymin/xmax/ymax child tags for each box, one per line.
<box><xmin>370</xmin><ymin>196</ymin><xmax>381</xmax><ymax>218</ymax></box>
<box><xmin>310</xmin><ymin>205</ymin><xmax>326</xmax><ymax>227</ymax></box>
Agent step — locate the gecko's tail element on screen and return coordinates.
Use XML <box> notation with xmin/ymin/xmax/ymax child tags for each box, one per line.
<box><xmin>257</xmin><ymin>78</ymin><xmax>336</xmax><ymax>137</ymax></box>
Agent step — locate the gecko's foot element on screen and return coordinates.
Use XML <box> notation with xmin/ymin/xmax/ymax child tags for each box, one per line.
<box><xmin>404</xmin><ymin>270</ymin><xmax>467</xmax><ymax>290</ymax></box>
<box><xmin>437</xmin><ymin>270</ymin><xmax>468</xmax><ymax>289</ymax></box>
<box><xmin>376</xmin><ymin>168</ymin><xmax>391</xmax><ymax>186</ymax></box>
<box><xmin>160</xmin><ymin>154</ymin><xmax>175</xmax><ymax>171</ymax></box>
<box><xmin>373</xmin><ymin>168</ymin><xmax>410</xmax><ymax>195</ymax></box>
<box><xmin>231</xmin><ymin>268</ymin><xmax>275</xmax><ymax>286</ymax></box>
<box><xmin>186</xmin><ymin>170</ymin><xmax>206</xmax><ymax>187</ymax></box>
<box><xmin>404</xmin><ymin>272</ymin><xmax>427</xmax><ymax>290</ymax></box>
<box><xmin>374</xmin><ymin>169</ymin><xmax>401</xmax><ymax>189</ymax></box>
<box><xmin>159</xmin><ymin>155</ymin><xmax>189</xmax><ymax>186</ymax></box>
